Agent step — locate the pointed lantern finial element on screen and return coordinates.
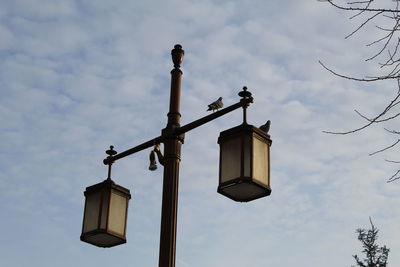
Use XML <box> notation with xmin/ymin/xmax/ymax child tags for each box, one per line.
<box><xmin>105</xmin><ymin>145</ymin><xmax>117</xmax><ymax>180</ymax></box>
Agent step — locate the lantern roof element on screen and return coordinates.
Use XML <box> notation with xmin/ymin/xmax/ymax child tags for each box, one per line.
<box><xmin>218</xmin><ymin>123</ymin><xmax>271</xmax><ymax>142</ymax></box>
<box><xmin>84</xmin><ymin>178</ymin><xmax>131</xmax><ymax>198</ymax></box>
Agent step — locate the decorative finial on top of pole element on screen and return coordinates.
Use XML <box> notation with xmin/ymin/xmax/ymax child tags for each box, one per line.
<box><xmin>171</xmin><ymin>44</ymin><xmax>184</xmax><ymax>68</ymax></box>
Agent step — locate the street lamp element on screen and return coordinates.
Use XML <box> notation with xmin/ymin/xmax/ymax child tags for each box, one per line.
<box><xmin>80</xmin><ymin>146</ymin><xmax>131</xmax><ymax>248</ymax></box>
<box><xmin>80</xmin><ymin>44</ymin><xmax>272</xmax><ymax>267</ymax></box>
<box><xmin>217</xmin><ymin>87</ymin><xmax>272</xmax><ymax>202</ymax></box>
<box><xmin>218</xmin><ymin>123</ymin><xmax>272</xmax><ymax>202</ymax></box>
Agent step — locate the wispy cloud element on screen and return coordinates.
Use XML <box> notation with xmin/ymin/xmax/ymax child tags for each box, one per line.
<box><xmin>1</xmin><ymin>0</ymin><xmax>399</xmax><ymax>266</ymax></box>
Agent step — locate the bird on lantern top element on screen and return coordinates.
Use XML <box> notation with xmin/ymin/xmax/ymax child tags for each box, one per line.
<box><xmin>259</xmin><ymin>120</ymin><xmax>271</xmax><ymax>134</ymax></box>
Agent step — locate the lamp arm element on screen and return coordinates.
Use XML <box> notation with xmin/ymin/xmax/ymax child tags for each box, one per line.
<box><xmin>103</xmin><ymin>136</ymin><xmax>163</xmax><ymax>165</ymax></box>
<box><xmin>174</xmin><ymin>97</ymin><xmax>253</xmax><ymax>135</ymax></box>
<box><xmin>103</xmin><ymin>97</ymin><xmax>253</xmax><ymax>165</ymax></box>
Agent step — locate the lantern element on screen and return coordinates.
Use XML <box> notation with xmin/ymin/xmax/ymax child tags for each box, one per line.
<box><xmin>217</xmin><ymin>123</ymin><xmax>272</xmax><ymax>202</ymax></box>
<box><xmin>80</xmin><ymin>178</ymin><xmax>131</xmax><ymax>247</ymax></box>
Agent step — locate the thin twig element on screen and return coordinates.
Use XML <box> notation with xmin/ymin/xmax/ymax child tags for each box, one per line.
<box><xmin>387</xmin><ymin>169</ymin><xmax>400</xmax><ymax>182</ymax></box>
<box><xmin>384</xmin><ymin>127</ymin><xmax>400</xmax><ymax>134</ymax></box>
<box><xmin>369</xmin><ymin>139</ymin><xmax>400</xmax><ymax>155</ymax></box>
<box><xmin>323</xmin><ymin>0</ymin><xmax>400</xmax><ymax>12</ymax></box>
<box><xmin>355</xmin><ymin>109</ymin><xmax>400</xmax><ymax>123</ymax></box>
<box><xmin>346</xmin><ymin>11</ymin><xmax>384</xmax><ymax>39</ymax></box>
<box><xmin>319</xmin><ymin>61</ymin><xmax>400</xmax><ymax>81</ymax></box>
<box><xmin>323</xmin><ymin>89</ymin><xmax>400</xmax><ymax>135</ymax></box>
<box><xmin>385</xmin><ymin>159</ymin><xmax>400</xmax><ymax>163</ymax></box>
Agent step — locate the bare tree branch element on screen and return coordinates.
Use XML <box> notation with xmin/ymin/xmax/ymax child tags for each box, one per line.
<box><xmin>321</xmin><ymin>0</ymin><xmax>400</xmax><ymax>13</ymax></box>
<box><xmin>345</xmin><ymin>11</ymin><xmax>384</xmax><ymax>39</ymax></box>
<box><xmin>355</xmin><ymin>109</ymin><xmax>400</xmax><ymax>123</ymax></box>
<box><xmin>387</xmin><ymin>169</ymin><xmax>400</xmax><ymax>182</ymax></box>
<box><xmin>369</xmin><ymin>139</ymin><xmax>400</xmax><ymax>155</ymax></box>
<box><xmin>385</xmin><ymin>159</ymin><xmax>400</xmax><ymax>163</ymax></box>
<box><xmin>318</xmin><ymin>61</ymin><xmax>400</xmax><ymax>81</ymax></box>
<box><xmin>320</xmin><ymin>0</ymin><xmax>400</xmax><ymax>182</ymax></box>
<box><xmin>384</xmin><ymin>127</ymin><xmax>400</xmax><ymax>134</ymax></box>
<box><xmin>322</xmin><ymin>90</ymin><xmax>400</xmax><ymax>134</ymax></box>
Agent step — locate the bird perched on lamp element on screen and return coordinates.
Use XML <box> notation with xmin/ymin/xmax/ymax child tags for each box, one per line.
<box><xmin>259</xmin><ymin>120</ymin><xmax>271</xmax><ymax>134</ymax></box>
<box><xmin>207</xmin><ymin>97</ymin><xmax>223</xmax><ymax>112</ymax></box>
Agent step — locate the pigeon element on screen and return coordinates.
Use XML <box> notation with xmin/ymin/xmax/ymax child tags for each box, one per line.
<box><xmin>207</xmin><ymin>97</ymin><xmax>223</xmax><ymax>112</ymax></box>
<box><xmin>259</xmin><ymin>120</ymin><xmax>271</xmax><ymax>133</ymax></box>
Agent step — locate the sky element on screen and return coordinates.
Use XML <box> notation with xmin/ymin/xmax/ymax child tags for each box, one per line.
<box><xmin>1</xmin><ymin>0</ymin><xmax>400</xmax><ymax>266</ymax></box>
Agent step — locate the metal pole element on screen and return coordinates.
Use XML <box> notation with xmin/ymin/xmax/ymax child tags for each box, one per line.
<box><xmin>158</xmin><ymin>44</ymin><xmax>185</xmax><ymax>267</ymax></box>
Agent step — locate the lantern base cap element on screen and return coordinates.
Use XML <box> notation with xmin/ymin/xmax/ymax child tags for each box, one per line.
<box><xmin>218</xmin><ymin>178</ymin><xmax>271</xmax><ymax>202</ymax></box>
<box><xmin>80</xmin><ymin>230</ymin><xmax>127</xmax><ymax>248</ymax></box>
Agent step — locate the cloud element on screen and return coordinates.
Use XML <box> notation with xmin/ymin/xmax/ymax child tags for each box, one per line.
<box><xmin>1</xmin><ymin>0</ymin><xmax>400</xmax><ymax>266</ymax></box>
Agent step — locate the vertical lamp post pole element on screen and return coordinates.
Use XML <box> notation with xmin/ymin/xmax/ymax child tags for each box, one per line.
<box><xmin>159</xmin><ymin>44</ymin><xmax>185</xmax><ymax>267</ymax></box>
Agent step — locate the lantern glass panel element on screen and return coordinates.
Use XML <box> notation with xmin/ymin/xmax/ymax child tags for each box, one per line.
<box><xmin>99</xmin><ymin>191</ymin><xmax>110</xmax><ymax>230</ymax></box>
<box><xmin>220</xmin><ymin>136</ymin><xmax>241</xmax><ymax>183</ymax></box>
<box><xmin>253</xmin><ymin>136</ymin><xmax>269</xmax><ymax>186</ymax></box>
<box><xmin>243</xmin><ymin>135</ymin><xmax>251</xmax><ymax>178</ymax></box>
<box><xmin>83</xmin><ymin>192</ymin><xmax>101</xmax><ymax>233</ymax></box>
<box><xmin>108</xmin><ymin>189</ymin><xmax>128</xmax><ymax>236</ymax></box>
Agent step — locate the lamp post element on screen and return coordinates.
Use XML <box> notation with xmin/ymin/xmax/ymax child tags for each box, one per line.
<box><xmin>158</xmin><ymin>44</ymin><xmax>184</xmax><ymax>267</ymax></box>
<box><xmin>81</xmin><ymin>44</ymin><xmax>272</xmax><ymax>267</ymax></box>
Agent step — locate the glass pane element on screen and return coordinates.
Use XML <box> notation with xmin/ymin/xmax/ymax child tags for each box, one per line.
<box><xmin>100</xmin><ymin>191</ymin><xmax>110</xmax><ymax>230</ymax></box>
<box><xmin>253</xmin><ymin>137</ymin><xmax>268</xmax><ymax>186</ymax></box>
<box><xmin>108</xmin><ymin>190</ymin><xmax>127</xmax><ymax>236</ymax></box>
<box><xmin>220</xmin><ymin>136</ymin><xmax>242</xmax><ymax>183</ymax></box>
<box><xmin>243</xmin><ymin>135</ymin><xmax>251</xmax><ymax>178</ymax></box>
<box><xmin>83</xmin><ymin>192</ymin><xmax>101</xmax><ymax>233</ymax></box>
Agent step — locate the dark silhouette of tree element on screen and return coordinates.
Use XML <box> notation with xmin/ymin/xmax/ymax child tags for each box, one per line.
<box><xmin>319</xmin><ymin>0</ymin><xmax>400</xmax><ymax>182</ymax></box>
<box><xmin>352</xmin><ymin>218</ymin><xmax>390</xmax><ymax>267</ymax></box>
